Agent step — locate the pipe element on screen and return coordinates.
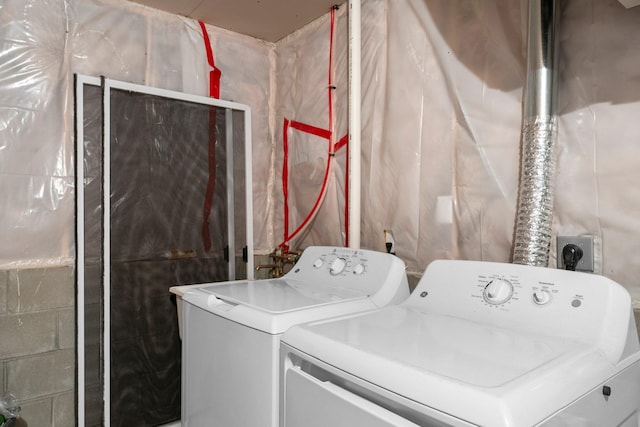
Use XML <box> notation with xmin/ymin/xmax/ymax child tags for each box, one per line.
<box><xmin>513</xmin><ymin>0</ymin><xmax>559</xmax><ymax>266</ymax></box>
<box><xmin>348</xmin><ymin>0</ymin><xmax>362</xmax><ymax>249</ymax></box>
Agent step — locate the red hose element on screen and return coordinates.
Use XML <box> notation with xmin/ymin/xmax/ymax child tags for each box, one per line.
<box><xmin>278</xmin><ymin>7</ymin><xmax>339</xmax><ymax>249</ymax></box>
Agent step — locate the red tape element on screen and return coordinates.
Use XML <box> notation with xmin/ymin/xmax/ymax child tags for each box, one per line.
<box><xmin>344</xmin><ymin>139</ymin><xmax>349</xmax><ymax>247</ymax></box>
<box><xmin>282</xmin><ymin>119</ymin><xmax>291</xmax><ymax>243</ymax></box>
<box><xmin>334</xmin><ymin>133</ymin><xmax>349</xmax><ymax>246</ymax></box>
<box><xmin>334</xmin><ymin>134</ymin><xmax>348</xmax><ymax>152</ymax></box>
<box><xmin>199</xmin><ymin>20</ymin><xmax>222</xmax><ymax>252</ymax></box>
<box><xmin>198</xmin><ymin>20</ymin><xmax>221</xmax><ymax>98</ymax></box>
<box><xmin>290</xmin><ymin>120</ymin><xmax>331</xmax><ymax>140</ymax></box>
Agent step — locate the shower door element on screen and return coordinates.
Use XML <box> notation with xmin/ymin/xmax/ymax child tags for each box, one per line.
<box><xmin>75</xmin><ymin>75</ymin><xmax>253</xmax><ymax>426</ymax></box>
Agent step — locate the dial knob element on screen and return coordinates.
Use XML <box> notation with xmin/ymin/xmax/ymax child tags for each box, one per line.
<box><xmin>533</xmin><ymin>289</ymin><xmax>551</xmax><ymax>305</ymax></box>
<box><xmin>483</xmin><ymin>279</ymin><xmax>514</xmax><ymax>305</ymax></box>
<box><xmin>329</xmin><ymin>257</ymin><xmax>347</xmax><ymax>275</ymax></box>
<box><xmin>353</xmin><ymin>263</ymin><xmax>365</xmax><ymax>275</ymax></box>
<box><xmin>313</xmin><ymin>258</ymin><xmax>324</xmax><ymax>268</ymax></box>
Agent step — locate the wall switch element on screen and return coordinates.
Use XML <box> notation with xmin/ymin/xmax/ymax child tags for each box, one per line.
<box><xmin>557</xmin><ymin>235</ymin><xmax>594</xmax><ymax>272</ymax></box>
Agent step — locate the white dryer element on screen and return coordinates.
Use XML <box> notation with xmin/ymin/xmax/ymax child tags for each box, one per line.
<box><xmin>281</xmin><ymin>260</ymin><xmax>640</xmax><ymax>427</ymax></box>
<box><xmin>179</xmin><ymin>246</ymin><xmax>409</xmax><ymax>427</ymax></box>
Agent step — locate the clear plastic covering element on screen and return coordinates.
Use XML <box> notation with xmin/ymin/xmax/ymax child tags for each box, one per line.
<box><xmin>0</xmin><ymin>0</ymin><xmax>273</xmax><ymax>267</ymax></box>
<box><xmin>276</xmin><ymin>0</ymin><xmax>640</xmax><ymax>301</ymax></box>
<box><xmin>274</xmin><ymin>7</ymin><xmax>349</xmax><ymax>249</ymax></box>
<box><xmin>3</xmin><ymin>0</ymin><xmax>640</xmax><ymax>301</ymax></box>
<box><xmin>275</xmin><ymin>0</ymin><xmax>525</xmax><ymax>265</ymax></box>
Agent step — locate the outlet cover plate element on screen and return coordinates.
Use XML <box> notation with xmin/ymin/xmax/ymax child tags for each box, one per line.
<box><xmin>557</xmin><ymin>235</ymin><xmax>594</xmax><ymax>272</ymax></box>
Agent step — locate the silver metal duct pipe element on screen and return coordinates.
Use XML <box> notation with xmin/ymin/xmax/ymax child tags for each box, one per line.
<box><xmin>513</xmin><ymin>0</ymin><xmax>560</xmax><ymax>266</ymax></box>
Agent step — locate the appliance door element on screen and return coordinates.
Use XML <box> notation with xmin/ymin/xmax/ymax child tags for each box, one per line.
<box><xmin>284</xmin><ymin>367</ymin><xmax>419</xmax><ymax>427</ymax></box>
<box><xmin>538</xmin><ymin>362</ymin><xmax>640</xmax><ymax>427</ymax></box>
<box><xmin>182</xmin><ymin>301</ymin><xmax>279</xmax><ymax>427</ymax></box>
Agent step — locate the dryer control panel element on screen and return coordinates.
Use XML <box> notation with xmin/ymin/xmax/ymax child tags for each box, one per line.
<box><xmin>409</xmin><ymin>260</ymin><xmax>635</xmax><ymax>363</ymax></box>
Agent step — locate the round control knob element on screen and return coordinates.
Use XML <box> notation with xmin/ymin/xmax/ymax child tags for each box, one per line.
<box><xmin>483</xmin><ymin>279</ymin><xmax>514</xmax><ymax>305</ymax></box>
<box><xmin>329</xmin><ymin>257</ymin><xmax>347</xmax><ymax>275</ymax></box>
<box><xmin>313</xmin><ymin>258</ymin><xmax>324</xmax><ymax>268</ymax></box>
<box><xmin>353</xmin><ymin>263</ymin><xmax>365</xmax><ymax>275</ymax></box>
<box><xmin>533</xmin><ymin>289</ymin><xmax>551</xmax><ymax>305</ymax></box>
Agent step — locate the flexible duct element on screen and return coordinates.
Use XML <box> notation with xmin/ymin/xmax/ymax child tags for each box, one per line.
<box><xmin>513</xmin><ymin>0</ymin><xmax>559</xmax><ymax>266</ymax></box>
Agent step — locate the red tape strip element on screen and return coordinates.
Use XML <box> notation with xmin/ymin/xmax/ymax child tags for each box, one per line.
<box><xmin>199</xmin><ymin>20</ymin><xmax>222</xmax><ymax>252</ymax></box>
<box><xmin>290</xmin><ymin>120</ymin><xmax>331</xmax><ymax>140</ymax></box>
<box><xmin>282</xmin><ymin>119</ymin><xmax>291</xmax><ymax>243</ymax></box>
<box><xmin>344</xmin><ymin>139</ymin><xmax>349</xmax><ymax>247</ymax></box>
<box><xmin>334</xmin><ymin>134</ymin><xmax>348</xmax><ymax>152</ymax></box>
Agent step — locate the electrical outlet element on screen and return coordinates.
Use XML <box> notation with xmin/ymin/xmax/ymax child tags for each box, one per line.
<box><xmin>556</xmin><ymin>235</ymin><xmax>594</xmax><ymax>272</ymax></box>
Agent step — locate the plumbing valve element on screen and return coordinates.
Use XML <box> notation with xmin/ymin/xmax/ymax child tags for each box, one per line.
<box><xmin>255</xmin><ymin>248</ymin><xmax>301</xmax><ymax>278</ymax></box>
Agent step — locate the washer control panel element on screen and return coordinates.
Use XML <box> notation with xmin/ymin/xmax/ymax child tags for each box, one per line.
<box><xmin>285</xmin><ymin>246</ymin><xmax>408</xmax><ymax>297</ymax></box>
<box><xmin>307</xmin><ymin>249</ymin><xmax>368</xmax><ymax>277</ymax></box>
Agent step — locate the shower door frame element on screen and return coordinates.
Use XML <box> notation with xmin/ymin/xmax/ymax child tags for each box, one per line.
<box><xmin>74</xmin><ymin>74</ymin><xmax>254</xmax><ymax>426</ymax></box>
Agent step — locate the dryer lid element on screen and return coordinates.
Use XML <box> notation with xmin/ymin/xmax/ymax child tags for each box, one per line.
<box><xmin>284</xmin><ymin>306</ymin><xmax>587</xmax><ymax>387</ymax></box>
<box><xmin>282</xmin><ymin>306</ymin><xmax>617</xmax><ymax>426</ymax></box>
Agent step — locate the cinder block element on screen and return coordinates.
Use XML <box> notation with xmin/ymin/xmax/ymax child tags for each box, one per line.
<box><xmin>12</xmin><ymin>397</ymin><xmax>52</xmax><ymax>427</ymax></box>
<box><xmin>53</xmin><ymin>392</ymin><xmax>74</xmax><ymax>427</ymax></box>
<box><xmin>0</xmin><ymin>312</ymin><xmax>57</xmax><ymax>359</ymax></box>
<box><xmin>0</xmin><ymin>270</ymin><xmax>8</xmax><ymax>314</ymax></box>
<box><xmin>8</xmin><ymin>267</ymin><xmax>74</xmax><ymax>314</ymax></box>
<box><xmin>6</xmin><ymin>349</ymin><xmax>75</xmax><ymax>400</ymax></box>
<box><xmin>57</xmin><ymin>309</ymin><xmax>75</xmax><ymax>350</ymax></box>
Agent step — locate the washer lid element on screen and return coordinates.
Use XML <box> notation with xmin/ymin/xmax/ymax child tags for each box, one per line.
<box><xmin>183</xmin><ymin>279</ymin><xmax>377</xmax><ymax>334</ymax></box>
<box><xmin>282</xmin><ymin>306</ymin><xmax>618</xmax><ymax>426</ymax></box>
<box><xmin>196</xmin><ymin>279</ymin><xmax>368</xmax><ymax>313</ymax></box>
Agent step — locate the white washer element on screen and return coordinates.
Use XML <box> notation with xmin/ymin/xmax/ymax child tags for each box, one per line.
<box><xmin>281</xmin><ymin>260</ymin><xmax>640</xmax><ymax>427</ymax></box>
<box><xmin>179</xmin><ymin>246</ymin><xmax>409</xmax><ymax>427</ymax></box>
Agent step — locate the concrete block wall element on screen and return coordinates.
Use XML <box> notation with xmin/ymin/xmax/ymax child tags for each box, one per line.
<box><xmin>0</xmin><ymin>266</ymin><xmax>75</xmax><ymax>427</ymax></box>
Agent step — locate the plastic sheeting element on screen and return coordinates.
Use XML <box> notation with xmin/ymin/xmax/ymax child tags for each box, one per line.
<box><xmin>274</xmin><ymin>6</ymin><xmax>350</xmax><ymax>249</ymax></box>
<box><xmin>3</xmin><ymin>0</ymin><xmax>640</xmax><ymax>300</ymax></box>
<box><xmin>276</xmin><ymin>0</ymin><xmax>640</xmax><ymax>300</ymax></box>
<box><xmin>0</xmin><ymin>0</ymin><xmax>273</xmax><ymax>267</ymax></box>
<box><xmin>275</xmin><ymin>0</ymin><xmax>524</xmax><ymax>264</ymax></box>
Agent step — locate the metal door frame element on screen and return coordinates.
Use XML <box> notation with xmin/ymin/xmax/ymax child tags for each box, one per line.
<box><xmin>74</xmin><ymin>74</ymin><xmax>254</xmax><ymax>426</ymax></box>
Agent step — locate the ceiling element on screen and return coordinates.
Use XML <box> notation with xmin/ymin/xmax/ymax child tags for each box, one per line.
<box><xmin>130</xmin><ymin>0</ymin><xmax>343</xmax><ymax>42</ymax></box>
